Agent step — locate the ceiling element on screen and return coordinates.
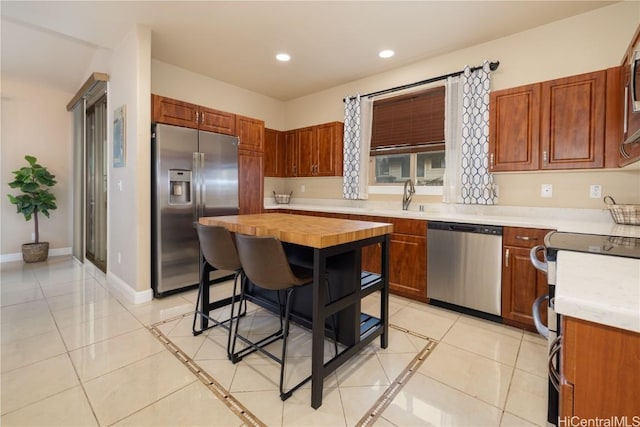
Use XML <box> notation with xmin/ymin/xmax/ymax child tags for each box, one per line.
<box><xmin>1</xmin><ymin>1</ymin><xmax>617</xmax><ymax>101</ymax></box>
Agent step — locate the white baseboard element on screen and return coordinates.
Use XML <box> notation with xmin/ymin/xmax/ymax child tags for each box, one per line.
<box><xmin>106</xmin><ymin>271</ymin><xmax>153</xmax><ymax>305</ymax></box>
<box><xmin>0</xmin><ymin>247</ymin><xmax>72</xmax><ymax>263</ymax></box>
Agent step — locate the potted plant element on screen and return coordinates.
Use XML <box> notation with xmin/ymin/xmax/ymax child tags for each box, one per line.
<box><xmin>7</xmin><ymin>155</ymin><xmax>58</xmax><ymax>263</ymax></box>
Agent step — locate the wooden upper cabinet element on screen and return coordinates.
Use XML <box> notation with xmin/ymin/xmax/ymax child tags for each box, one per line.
<box><xmin>297</xmin><ymin>127</ymin><xmax>315</xmax><ymax>176</ymax></box>
<box><xmin>152</xmin><ymin>94</ymin><xmax>236</xmax><ymax>135</ymax></box>
<box><xmin>489</xmin><ymin>70</ymin><xmax>608</xmax><ymax>171</ymax></box>
<box><xmin>540</xmin><ymin>70</ymin><xmax>606</xmax><ymax>169</ymax></box>
<box><xmin>489</xmin><ymin>84</ymin><xmax>541</xmax><ymax>171</ymax></box>
<box><xmin>264</xmin><ymin>128</ymin><xmax>285</xmax><ymax>177</ymax></box>
<box><xmin>199</xmin><ymin>106</ymin><xmax>236</xmax><ymax>135</ymax></box>
<box><xmin>284</xmin><ymin>130</ymin><xmax>299</xmax><ymax>177</ymax></box>
<box><xmin>152</xmin><ymin>95</ymin><xmax>199</xmax><ymax>129</ymax></box>
<box><xmin>314</xmin><ymin>122</ymin><xmax>344</xmax><ymax>176</ymax></box>
<box><xmin>280</xmin><ymin>122</ymin><xmax>344</xmax><ymax>177</ymax></box>
<box><xmin>236</xmin><ymin>115</ymin><xmax>264</xmax><ymax>153</ymax></box>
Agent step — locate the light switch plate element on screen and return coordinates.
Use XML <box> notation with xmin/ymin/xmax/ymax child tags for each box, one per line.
<box><xmin>541</xmin><ymin>184</ymin><xmax>553</xmax><ymax>198</ymax></box>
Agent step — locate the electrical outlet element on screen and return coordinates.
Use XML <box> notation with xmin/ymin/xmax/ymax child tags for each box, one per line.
<box><xmin>301</xmin><ymin>185</ymin><xmax>305</xmax><ymax>193</ymax></box>
<box><xmin>117</xmin><ymin>252</ymin><xmax>122</xmax><ymax>264</ymax></box>
<box><xmin>589</xmin><ymin>184</ymin><xmax>602</xmax><ymax>199</ymax></box>
<box><xmin>31</xmin><ymin>232</ymin><xmax>35</xmax><ymax>242</ymax></box>
<box><xmin>541</xmin><ymin>184</ymin><xmax>553</xmax><ymax>198</ymax></box>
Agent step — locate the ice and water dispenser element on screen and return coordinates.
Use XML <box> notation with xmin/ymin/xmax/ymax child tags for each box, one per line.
<box><xmin>169</xmin><ymin>169</ymin><xmax>191</xmax><ymax>205</ymax></box>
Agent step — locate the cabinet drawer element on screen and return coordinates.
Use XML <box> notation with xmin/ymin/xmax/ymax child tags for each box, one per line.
<box><xmin>390</xmin><ymin>218</ymin><xmax>426</xmax><ymax>235</ymax></box>
<box><xmin>503</xmin><ymin>227</ymin><xmax>550</xmax><ymax>248</ymax></box>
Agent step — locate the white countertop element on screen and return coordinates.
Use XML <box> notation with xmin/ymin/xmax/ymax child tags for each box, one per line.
<box><xmin>266</xmin><ymin>198</ymin><xmax>640</xmax><ymax>332</ymax></box>
<box><xmin>265</xmin><ymin>199</ymin><xmax>640</xmax><ymax>238</ymax></box>
<box><xmin>554</xmin><ymin>251</ymin><xmax>640</xmax><ymax>333</ymax></box>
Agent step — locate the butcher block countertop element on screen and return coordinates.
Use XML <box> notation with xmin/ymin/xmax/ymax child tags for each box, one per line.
<box><xmin>199</xmin><ymin>213</ymin><xmax>393</xmax><ymax>248</ymax></box>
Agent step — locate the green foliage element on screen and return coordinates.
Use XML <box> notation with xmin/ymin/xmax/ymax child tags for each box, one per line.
<box><xmin>7</xmin><ymin>155</ymin><xmax>57</xmax><ymax>243</ymax></box>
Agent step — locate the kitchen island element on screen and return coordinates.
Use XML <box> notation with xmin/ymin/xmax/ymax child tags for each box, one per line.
<box><xmin>199</xmin><ymin>213</ymin><xmax>393</xmax><ymax>408</ymax></box>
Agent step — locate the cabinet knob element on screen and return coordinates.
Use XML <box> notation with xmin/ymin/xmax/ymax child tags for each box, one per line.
<box><xmin>515</xmin><ymin>235</ymin><xmax>537</xmax><ymax>241</ymax></box>
<box><xmin>505</xmin><ymin>248</ymin><xmax>510</xmax><ymax>268</ymax></box>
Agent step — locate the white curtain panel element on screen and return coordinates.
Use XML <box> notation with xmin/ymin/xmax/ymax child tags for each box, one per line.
<box><xmin>342</xmin><ymin>95</ymin><xmax>372</xmax><ymax>200</ymax></box>
<box><xmin>443</xmin><ymin>76</ymin><xmax>463</xmax><ymax>203</ymax></box>
<box><xmin>460</xmin><ymin>61</ymin><xmax>496</xmax><ymax>205</ymax></box>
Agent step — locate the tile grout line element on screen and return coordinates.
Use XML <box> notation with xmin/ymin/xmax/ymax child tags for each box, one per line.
<box><xmin>148</xmin><ymin>320</ymin><xmax>267</xmax><ymax>427</ymax></box>
<box><xmin>355</xmin><ymin>324</ymin><xmax>439</xmax><ymax>427</ymax></box>
<box><xmin>151</xmin><ymin>315</ymin><xmax>440</xmax><ymax>427</ymax></box>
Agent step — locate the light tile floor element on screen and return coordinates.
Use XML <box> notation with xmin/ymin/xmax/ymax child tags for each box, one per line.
<box><xmin>1</xmin><ymin>256</ymin><xmax>548</xmax><ymax>426</ymax></box>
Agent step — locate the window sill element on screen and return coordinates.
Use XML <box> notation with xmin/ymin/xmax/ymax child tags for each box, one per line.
<box><xmin>368</xmin><ymin>185</ymin><xmax>443</xmax><ymax>196</ymax></box>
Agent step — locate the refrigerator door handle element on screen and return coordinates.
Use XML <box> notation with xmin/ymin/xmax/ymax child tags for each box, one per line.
<box><xmin>192</xmin><ymin>152</ymin><xmax>200</xmax><ymax>226</ymax></box>
<box><xmin>200</xmin><ymin>152</ymin><xmax>206</xmax><ymax>218</ymax></box>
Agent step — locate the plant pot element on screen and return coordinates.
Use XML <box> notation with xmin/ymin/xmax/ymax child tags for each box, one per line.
<box><xmin>22</xmin><ymin>242</ymin><xmax>49</xmax><ymax>263</ymax></box>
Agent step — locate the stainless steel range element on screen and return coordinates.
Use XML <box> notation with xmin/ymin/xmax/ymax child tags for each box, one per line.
<box><xmin>530</xmin><ymin>231</ymin><xmax>640</xmax><ymax>426</ymax></box>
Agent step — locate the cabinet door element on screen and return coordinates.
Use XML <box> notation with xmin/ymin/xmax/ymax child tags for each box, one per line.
<box><xmin>540</xmin><ymin>70</ymin><xmax>606</xmax><ymax>169</ymax></box>
<box><xmin>389</xmin><ymin>233</ymin><xmax>427</xmax><ymax>302</ymax></box>
<box><xmin>264</xmin><ymin>128</ymin><xmax>284</xmax><ymax>177</ymax></box>
<box><xmin>501</xmin><ymin>246</ymin><xmax>547</xmax><ymax>328</ymax></box>
<box><xmin>284</xmin><ymin>131</ymin><xmax>299</xmax><ymax>177</ymax></box>
<box><xmin>561</xmin><ymin>317</ymin><xmax>640</xmax><ymax>419</ymax></box>
<box><xmin>489</xmin><ymin>84</ymin><xmax>541</xmax><ymax>171</ymax></box>
<box><xmin>238</xmin><ymin>150</ymin><xmax>263</xmax><ymax>214</ymax></box>
<box><xmin>236</xmin><ymin>115</ymin><xmax>264</xmax><ymax>153</ymax></box>
<box><xmin>199</xmin><ymin>106</ymin><xmax>236</xmax><ymax>135</ymax></box>
<box><xmin>297</xmin><ymin>127</ymin><xmax>315</xmax><ymax>176</ymax></box>
<box><xmin>314</xmin><ymin>122</ymin><xmax>343</xmax><ymax>176</ymax></box>
<box><xmin>501</xmin><ymin>227</ymin><xmax>550</xmax><ymax>330</ymax></box>
<box><xmin>152</xmin><ymin>95</ymin><xmax>198</xmax><ymax>129</ymax></box>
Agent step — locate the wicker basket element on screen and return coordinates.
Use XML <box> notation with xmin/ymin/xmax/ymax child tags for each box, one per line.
<box><xmin>273</xmin><ymin>191</ymin><xmax>292</xmax><ymax>204</ymax></box>
<box><xmin>604</xmin><ymin>196</ymin><xmax>640</xmax><ymax>226</ymax></box>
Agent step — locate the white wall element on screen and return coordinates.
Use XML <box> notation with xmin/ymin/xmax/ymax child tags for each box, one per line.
<box><xmin>1</xmin><ymin>79</ymin><xmax>73</xmax><ymax>258</ymax></box>
<box><xmin>278</xmin><ymin>2</ymin><xmax>640</xmax><ymax>209</ymax></box>
<box><xmin>104</xmin><ymin>26</ymin><xmax>152</xmax><ymax>293</ymax></box>
<box><xmin>151</xmin><ymin>60</ymin><xmax>286</xmax><ymax>130</ymax></box>
<box><xmin>283</xmin><ymin>2</ymin><xmax>640</xmax><ymax>128</ymax></box>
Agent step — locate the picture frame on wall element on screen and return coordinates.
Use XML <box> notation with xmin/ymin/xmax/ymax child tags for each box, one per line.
<box><xmin>113</xmin><ymin>105</ymin><xmax>126</xmax><ymax>168</ymax></box>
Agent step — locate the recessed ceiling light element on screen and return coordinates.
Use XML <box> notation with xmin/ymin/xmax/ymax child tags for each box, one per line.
<box><xmin>276</xmin><ymin>53</ymin><xmax>291</xmax><ymax>62</ymax></box>
<box><xmin>379</xmin><ymin>50</ymin><xmax>395</xmax><ymax>59</ymax></box>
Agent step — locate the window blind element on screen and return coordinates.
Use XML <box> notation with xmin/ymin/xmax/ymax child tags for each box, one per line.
<box><xmin>370</xmin><ymin>86</ymin><xmax>445</xmax><ymax>156</ymax></box>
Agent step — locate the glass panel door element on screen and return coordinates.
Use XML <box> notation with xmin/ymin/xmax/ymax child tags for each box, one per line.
<box><xmin>85</xmin><ymin>95</ymin><xmax>107</xmax><ymax>272</ymax></box>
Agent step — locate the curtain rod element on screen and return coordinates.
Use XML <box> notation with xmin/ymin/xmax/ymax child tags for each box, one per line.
<box><xmin>344</xmin><ymin>60</ymin><xmax>500</xmax><ymax>102</ymax></box>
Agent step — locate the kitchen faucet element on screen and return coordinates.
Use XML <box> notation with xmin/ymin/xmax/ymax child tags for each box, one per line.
<box><xmin>402</xmin><ymin>179</ymin><xmax>415</xmax><ymax>210</ymax></box>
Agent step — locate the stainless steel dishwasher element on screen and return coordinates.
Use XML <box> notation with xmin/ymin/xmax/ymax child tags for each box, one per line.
<box><xmin>427</xmin><ymin>221</ymin><xmax>503</xmax><ymax>318</ymax></box>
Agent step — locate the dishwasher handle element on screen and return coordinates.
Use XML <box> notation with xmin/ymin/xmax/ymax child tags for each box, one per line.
<box><xmin>448</xmin><ymin>224</ymin><xmax>476</xmax><ymax>232</ymax></box>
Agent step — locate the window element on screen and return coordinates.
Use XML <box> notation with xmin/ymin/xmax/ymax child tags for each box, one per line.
<box><xmin>369</xmin><ymin>85</ymin><xmax>445</xmax><ymax>188</ymax></box>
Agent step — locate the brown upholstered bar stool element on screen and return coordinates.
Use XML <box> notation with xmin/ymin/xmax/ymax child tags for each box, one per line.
<box><xmin>229</xmin><ymin>233</ymin><xmax>338</xmax><ymax>401</ymax></box>
<box><xmin>192</xmin><ymin>224</ymin><xmax>246</xmax><ymax>352</ymax></box>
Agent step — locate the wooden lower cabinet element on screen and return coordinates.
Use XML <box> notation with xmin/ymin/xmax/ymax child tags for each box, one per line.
<box><xmin>501</xmin><ymin>227</ymin><xmax>551</xmax><ymax>332</ymax></box>
<box><xmin>352</xmin><ymin>215</ymin><xmax>427</xmax><ymax>302</ymax></box>
<box><xmin>560</xmin><ymin>316</ymin><xmax>640</xmax><ymax>419</ymax></box>
<box><xmin>388</xmin><ymin>233</ymin><xmax>427</xmax><ymax>301</ymax></box>
<box><xmin>287</xmin><ymin>211</ymin><xmax>427</xmax><ymax>301</ymax></box>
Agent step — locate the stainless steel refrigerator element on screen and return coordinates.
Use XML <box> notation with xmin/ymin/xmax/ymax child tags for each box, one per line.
<box><xmin>151</xmin><ymin>123</ymin><xmax>239</xmax><ymax>297</ymax></box>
